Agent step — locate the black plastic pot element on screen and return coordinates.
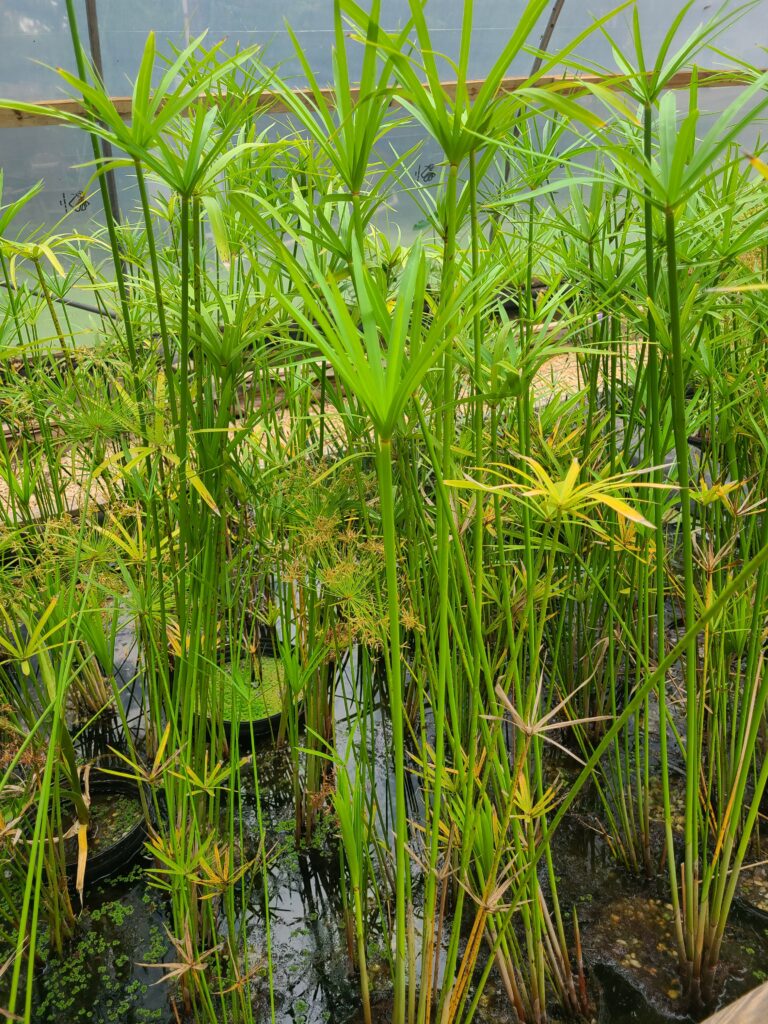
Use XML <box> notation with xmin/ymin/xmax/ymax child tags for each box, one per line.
<box><xmin>592</xmin><ymin>963</ymin><xmax>675</xmax><ymax>1024</ymax></box>
<box><xmin>207</xmin><ymin>643</ymin><xmax>303</xmax><ymax>748</ymax></box>
<box><xmin>487</xmin><ymin>280</ymin><xmax>550</xmax><ymax>322</ymax></box>
<box><xmin>168</xmin><ymin>627</ymin><xmax>337</xmax><ymax>748</ymax></box>
<box><xmin>733</xmin><ymin>893</ymin><xmax>768</xmax><ymax>927</ymax></box>
<box><xmin>64</xmin><ymin>777</ymin><xmax>147</xmax><ymax>887</ymax></box>
<box><xmin>217</xmin><ymin>698</ymin><xmax>294</xmax><ymax>745</ymax></box>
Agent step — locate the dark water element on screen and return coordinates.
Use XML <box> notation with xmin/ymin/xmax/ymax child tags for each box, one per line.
<box><xmin>15</xmin><ymin>791</ymin><xmax>768</xmax><ymax>1024</ymax></box>
<box><xmin>5</xmin><ymin>633</ymin><xmax>768</xmax><ymax>1024</ymax></box>
<box><xmin>550</xmin><ymin>814</ymin><xmax>768</xmax><ymax>1024</ymax></box>
<box><xmin>18</xmin><ymin>744</ymin><xmax>768</xmax><ymax>1024</ymax></box>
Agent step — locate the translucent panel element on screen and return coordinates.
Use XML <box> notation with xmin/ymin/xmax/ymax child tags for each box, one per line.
<box><xmin>1</xmin><ymin>0</ymin><xmax>767</xmax><ymax>238</ymax></box>
<box><xmin>0</xmin><ymin>0</ymin><xmax>86</xmax><ymax>101</ymax></box>
<box><xmin>0</xmin><ymin>126</ymin><xmax>109</xmax><ymax>233</ymax></box>
<box><xmin>7</xmin><ymin>1</ymin><xmax>767</xmax><ymax>100</ymax></box>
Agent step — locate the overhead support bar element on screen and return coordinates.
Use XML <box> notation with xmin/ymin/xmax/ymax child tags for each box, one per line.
<box><xmin>0</xmin><ymin>68</ymin><xmax>762</xmax><ymax>129</ymax></box>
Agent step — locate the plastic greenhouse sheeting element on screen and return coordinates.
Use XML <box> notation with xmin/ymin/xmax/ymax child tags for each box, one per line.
<box><xmin>1</xmin><ymin>0</ymin><xmax>767</xmax><ymax>234</ymax></box>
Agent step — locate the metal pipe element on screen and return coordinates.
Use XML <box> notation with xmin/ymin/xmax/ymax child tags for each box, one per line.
<box><xmin>532</xmin><ymin>0</ymin><xmax>567</xmax><ymax>78</ymax></box>
<box><xmin>83</xmin><ymin>0</ymin><xmax>123</xmax><ymax>226</ymax></box>
<box><xmin>0</xmin><ymin>278</ymin><xmax>117</xmax><ymax>320</ymax></box>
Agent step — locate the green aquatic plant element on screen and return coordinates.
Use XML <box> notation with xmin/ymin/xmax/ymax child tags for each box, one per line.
<box><xmin>210</xmin><ymin>657</ymin><xmax>285</xmax><ymax>724</ymax></box>
<box><xmin>3</xmin><ymin>3</ymin><xmax>768</xmax><ymax>1024</ymax></box>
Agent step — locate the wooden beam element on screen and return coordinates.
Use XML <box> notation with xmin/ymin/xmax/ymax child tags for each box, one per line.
<box><xmin>0</xmin><ymin>68</ymin><xmax>762</xmax><ymax>130</ymax></box>
<box><xmin>0</xmin><ymin>95</ymin><xmax>133</xmax><ymax>129</ymax></box>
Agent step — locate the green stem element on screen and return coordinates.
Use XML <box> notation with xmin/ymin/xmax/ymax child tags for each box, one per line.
<box><xmin>421</xmin><ymin>160</ymin><xmax>460</xmax><ymax>1024</ymax></box>
<box><xmin>376</xmin><ymin>435</ymin><xmax>408</xmax><ymax>1024</ymax></box>
<box><xmin>665</xmin><ymin>204</ymin><xmax>698</xmax><ymax>970</ymax></box>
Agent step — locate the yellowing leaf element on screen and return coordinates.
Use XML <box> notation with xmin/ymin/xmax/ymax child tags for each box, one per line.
<box><xmin>152</xmin><ymin>722</ymin><xmax>173</xmax><ymax>775</ymax></box>
<box><xmin>185</xmin><ymin>465</ymin><xmax>220</xmax><ymax>515</ymax></box>
<box><xmin>748</xmin><ymin>153</ymin><xmax>768</xmax><ymax>181</ymax></box>
<box><xmin>597</xmin><ymin>493</ymin><xmax>653</xmax><ymax>529</ymax></box>
<box><xmin>75</xmin><ymin>821</ymin><xmax>88</xmax><ymax>906</ymax></box>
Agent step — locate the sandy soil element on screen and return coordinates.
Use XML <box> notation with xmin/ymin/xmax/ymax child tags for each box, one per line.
<box><xmin>0</xmin><ymin>350</ymin><xmax>586</xmax><ymax>522</ymax></box>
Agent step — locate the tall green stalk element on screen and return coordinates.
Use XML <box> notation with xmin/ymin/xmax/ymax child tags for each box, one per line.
<box><xmin>376</xmin><ymin>436</ymin><xmax>408</xmax><ymax>1024</ymax></box>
